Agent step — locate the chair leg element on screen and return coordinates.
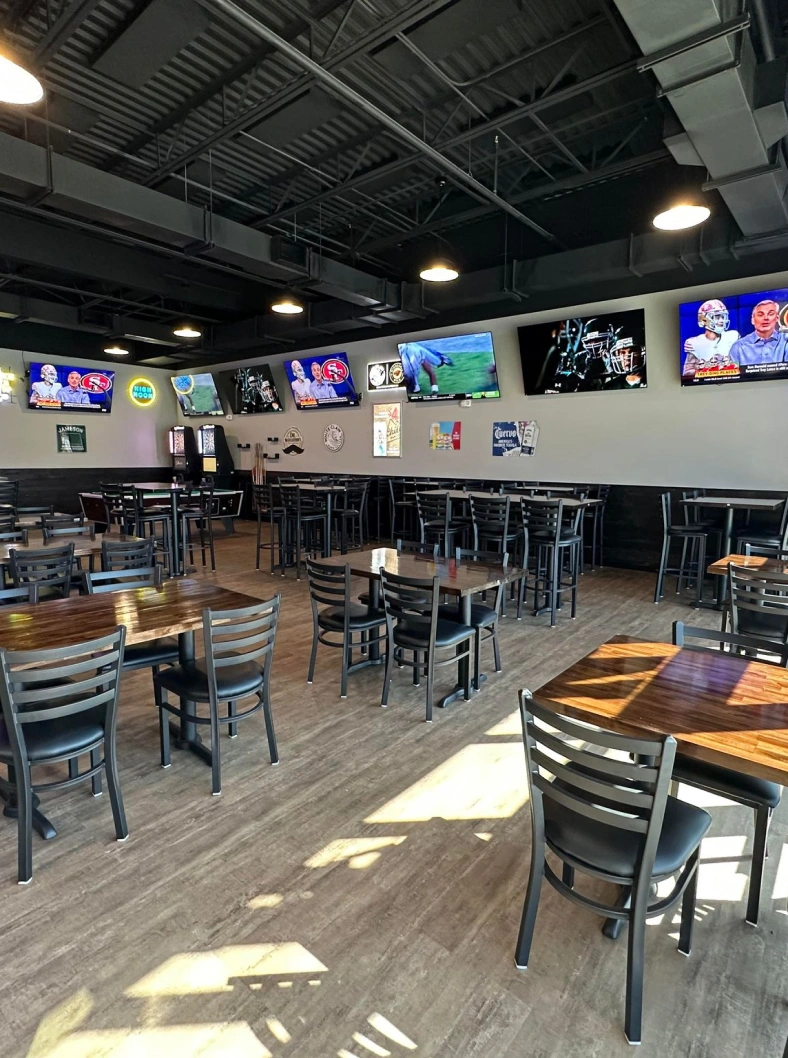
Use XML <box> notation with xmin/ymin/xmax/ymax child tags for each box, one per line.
<box><xmin>157</xmin><ymin>686</ymin><xmax>171</xmax><ymax>768</ymax></box>
<box><xmin>340</xmin><ymin>632</ymin><xmax>350</xmax><ymax>699</ymax></box>
<box><xmin>104</xmin><ymin>747</ymin><xmax>128</xmax><ymax>842</ymax></box>
<box><xmin>694</xmin><ymin>536</ymin><xmax>706</xmax><ymax>608</ymax></box>
<box><xmin>413</xmin><ymin>650</ymin><xmax>420</xmax><ymax>686</ymax></box>
<box><xmin>747</xmin><ymin>804</ymin><xmax>771</xmax><ymax>926</ymax></box>
<box><xmin>655</xmin><ymin>535</ymin><xmax>670</xmax><ymax>602</ymax></box>
<box><xmin>256</xmin><ymin>513</ymin><xmax>262</xmax><ymax>570</ymax></box>
<box><xmin>624</xmin><ymin>890</ymin><xmax>648</xmax><ymax>1045</ymax></box>
<box><xmin>381</xmin><ymin>638</ymin><xmax>394</xmax><ymax>707</ymax></box>
<box><xmin>492</xmin><ymin>623</ymin><xmax>502</xmax><ymax>673</ymax></box>
<box><xmin>207</xmin><ymin>517</ymin><xmax>216</xmax><ymax>571</ymax></box>
<box><xmin>307</xmin><ymin>626</ymin><xmax>319</xmax><ymax>684</ymax></box>
<box><xmin>678</xmin><ymin>851</ymin><xmax>699</xmax><ymax>954</ymax></box>
<box><xmin>209</xmin><ymin>699</ymin><xmax>221</xmax><ymax>795</ymax></box>
<box><xmin>13</xmin><ymin>760</ymin><xmax>34</xmax><ymax>885</ymax></box>
<box><xmin>228</xmin><ymin>700</ymin><xmax>238</xmax><ymax>738</ymax></box>
<box><xmin>562</xmin><ymin>862</ymin><xmax>575</xmax><ymax>888</ymax></box>
<box><xmin>473</xmin><ymin>630</ymin><xmax>482</xmax><ymax>691</ymax></box>
<box><xmin>462</xmin><ymin>638</ymin><xmax>472</xmax><ymax>702</ymax></box>
<box><xmin>549</xmin><ymin>547</ymin><xmax>559</xmax><ymax>627</ymax></box>
<box><xmin>514</xmin><ymin>842</ymin><xmax>545</xmax><ymax>968</ymax></box>
<box><xmin>425</xmin><ymin>653</ymin><xmax>435</xmax><ymax>722</ymax></box>
<box><xmin>68</xmin><ymin>758</ymin><xmax>78</xmax><ymax>781</ymax></box>
<box><xmin>90</xmin><ymin>748</ymin><xmax>102</xmax><ymax>796</ymax></box>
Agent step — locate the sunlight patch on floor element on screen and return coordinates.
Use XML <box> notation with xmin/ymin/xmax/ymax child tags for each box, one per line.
<box><xmin>697</xmin><ymin>835</ymin><xmax>748</xmax><ymax>901</ymax></box>
<box><xmin>365</xmin><ymin>744</ymin><xmax>527</xmax><ymax>823</ymax></box>
<box><xmin>126</xmin><ymin>944</ymin><xmax>328</xmax><ymax>997</ymax></box>
<box><xmin>305</xmin><ymin>836</ymin><xmax>407</xmax><ymax>870</ymax></box>
<box><xmin>41</xmin><ymin>1023</ymin><xmax>271</xmax><ymax>1058</ymax></box>
<box><xmin>485</xmin><ymin>710</ymin><xmax>520</xmax><ymax>737</ymax></box>
<box><xmin>367</xmin><ymin>1013</ymin><xmax>417</xmax><ymax>1050</ymax></box>
<box><xmin>25</xmin><ymin>989</ymin><xmax>93</xmax><ymax>1058</ymax></box>
<box><xmin>247</xmin><ymin>893</ymin><xmax>284</xmax><ymax>909</ymax></box>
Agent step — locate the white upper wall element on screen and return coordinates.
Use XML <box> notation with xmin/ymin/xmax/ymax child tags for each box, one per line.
<box><xmin>0</xmin><ymin>350</ymin><xmax>178</xmax><ymax>468</ymax></box>
<box><xmin>197</xmin><ymin>267</ymin><xmax>788</xmax><ymax>489</ymax></box>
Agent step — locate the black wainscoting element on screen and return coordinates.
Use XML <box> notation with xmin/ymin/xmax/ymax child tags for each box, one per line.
<box><xmin>0</xmin><ymin>467</ymin><xmax>174</xmax><ymax>515</ymax></box>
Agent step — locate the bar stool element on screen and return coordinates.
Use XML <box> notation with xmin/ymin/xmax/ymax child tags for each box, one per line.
<box><xmin>253</xmin><ymin>482</ymin><xmax>287</xmax><ymax>574</ymax></box>
<box><xmin>279</xmin><ymin>483</ymin><xmax>329</xmax><ymax>579</ymax></box>
<box><xmin>124</xmin><ymin>489</ymin><xmax>173</xmax><ymax>575</ymax></box>
<box><xmin>522</xmin><ymin>499</ymin><xmax>581</xmax><ymax>626</ymax></box>
<box><xmin>654</xmin><ymin>492</ymin><xmax>710</xmax><ymax>606</ymax></box>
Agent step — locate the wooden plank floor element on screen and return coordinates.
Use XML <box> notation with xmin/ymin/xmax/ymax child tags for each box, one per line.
<box><xmin>1</xmin><ymin>524</ymin><xmax>786</xmax><ymax>1058</ymax></box>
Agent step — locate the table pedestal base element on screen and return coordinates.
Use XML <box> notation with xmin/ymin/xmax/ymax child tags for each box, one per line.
<box><xmin>168</xmin><ymin>723</ymin><xmax>213</xmax><ymax>766</ymax></box>
<box><xmin>1</xmin><ymin>790</ymin><xmax>57</xmax><ymax>840</ymax></box>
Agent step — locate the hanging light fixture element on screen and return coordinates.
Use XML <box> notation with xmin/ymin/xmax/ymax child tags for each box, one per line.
<box><xmin>0</xmin><ymin>40</ymin><xmax>44</xmax><ymax>105</ymax></box>
<box><xmin>419</xmin><ymin>178</ymin><xmax>460</xmax><ymax>283</ymax></box>
<box><xmin>271</xmin><ymin>294</ymin><xmax>304</xmax><ymax>315</ymax></box>
<box><xmin>173</xmin><ymin>322</ymin><xmax>202</xmax><ymax>338</ymax></box>
<box><xmin>653</xmin><ymin>202</ymin><xmax>710</xmax><ymax>231</ymax></box>
<box><xmin>104</xmin><ymin>344</ymin><xmax>130</xmax><ymax>356</ymax></box>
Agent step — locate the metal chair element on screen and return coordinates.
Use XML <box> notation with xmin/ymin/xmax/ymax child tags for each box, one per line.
<box><xmin>521</xmin><ymin>499</ymin><xmax>581</xmax><ymax>626</ymax></box>
<box><xmin>279</xmin><ymin>483</ymin><xmax>329</xmax><ymax>579</ymax></box>
<box><xmin>438</xmin><ymin>549</ymin><xmax>507</xmax><ymax>690</ymax></box>
<box><xmin>515</xmin><ymin>689</ymin><xmax>710</xmax><ymax>1045</ymax></box>
<box><xmin>9</xmin><ymin>542</ymin><xmax>75</xmax><ymax>600</ymax></box>
<box><xmin>654</xmin><ymin>492</ymin><xmax>710</xmax><ymax>606</ymax></box>
<box><xmin>123</xmin><ymin>489</ymin><xmax>173</xmax><ymax>575</ymax></box>
<box><xmin>181</xmin><ymin>486</ymin><xmax>217</xmax><ymax>571</ymax></box>
<box><xmin>0</xmin><ymin>584</ymin><xmax>37</xmax><ymax>605</ymax></box>
<box><xmin>0</xmin><ymin>626</ymin><xmax>128</xmax><ymax>884</ymax></box>
<box><xmin>736</xmin><ymin>496</ymin><xmax>788</xmax><ymax>556</ymax></box>
<box><xmin>469</xmin><ymin>494</ymin><xmax>516</xmax><ymax>554</ymax></box>
<box><xmin>583</xmin><ymin>484</ymin><xmax>610</xmax><ymax>570</ymax></box>
<box><xmin>154</xmin><ymin>597</ymin><xmax>281</xmax><ymax>795</ymax></box>
<box><xmin>728</xmin><ymin>562</ymin><xmax>788</xmax><ymax>646</ymax></box>
<box><xmin>306</xmin><ymin>559</ymin><xmax>387</xmax><ymax>698</ymax></box>
<box><xmin>672</xmin><ymin>621</ymin><xmax>784</xmax><ymax>925</ymax></box>
<box><xmin>253</xmin><ymin>482</ymin><xmax>286</xmax><ymax>574</ymax></box>
<box><xmin>332</xmin><ymin>479</ymin><xmax>369</xmax><ymax>552</ymax></box>
<box><xmin>415</xmin><ymin>491</ymin><xmax>467</xmax><ymax>557</ymax></box>
<box><xmin>101</xmin><ymin>537</ymin><xmax>155</xmax><ymax>571</ymax></box>
<box><xmin>379</xmin><ymin>567</ymin><xmax>474</xmax><ymax>722</ymax></box>
<box><xmin>388</xmin><ymin>478</ymin><xmax>416</xmax><ymax>542</ymax></box>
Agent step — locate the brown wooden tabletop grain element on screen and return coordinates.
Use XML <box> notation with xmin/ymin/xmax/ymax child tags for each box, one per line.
<box><xmin>0</xmin><ymin>532</ymin><xmax>143</xmax><ymax>565</ymax></box>
<box><xmin>318</xmin><ymin>546</ymin><xmax>511</xmax><ymax>596</ymax></box>
<box><xmin>0</xmin><ymin>578</ymin><xmax>265</xmax><ymax>651</ymax></box>
<box><xmin>706</xmin><ymin>553</ymin><xmax>788</xmax><ymax>577</ymax></box>
<box><xmin>537</xmin><ymin>634</ymin><xmax>788</xmax><ymax>784</ymax></box>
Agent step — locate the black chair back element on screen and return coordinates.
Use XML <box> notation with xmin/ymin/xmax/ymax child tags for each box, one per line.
<box><xmin>379</xmin><ymin>567</ymin><xmax>440</xmax><ymax>639</ymax></box>
<box><xmin>659</xmin><ymin>491</ymin><xmax>673</xmax><ymax>532</ymax></box>
<box><xmin>43</xmin><ymin>523</ymin><xmax>96</xmax><ymax>542</ymax></box>
<box><xmin>0</xmin><ymin>584</ymin><xmax>38</xmax><ymax>604</ymax></box>
<box><xmin>672</xmin><ymin>620</ymin><xmax>788</xmax><ymax>665</ymax></box>
<box><xmin>84</xmin><ymin>565</ymin><xmax>163</xmax><ymax>593</ymax></box>
<box><xmin>0</xmin><ymin>528</ymin><xmax>28</xmax><ymax>545</ymax></box>
<box><xmin>253</xmin><ymin>481</ymin><xmax>281</xmax><ymax>515</ymax></box>
<box><xmin>469</xmin><ymin>494</ymin><xmax>511</xmax><ymax>541</ymax></box>
<box><xmin>520</xmin><ymin>498</ymin><xmax>564</xmax><ymax>546</ymax></box>
<box><xmin>306</xmin><ymin>558</ymin><xmax>351</xmax><ymax>621</ymax></box>
<box><xmin>9</xmin><ymin>542</ymin><xmax>75</xmax><ymax>599</ymax></box>
<box><xmin>41</xmin><ymin>514</ymin><xmax>85</xmax><ymax>531</ymax></box>
<box><xmin>101</xmin><ymin>537</ymin><xmax>155</xmax><ymax>571</ymax></box>
<box><xmin>519</xmin><ymin>689</ymin><xmax>676</xmax><ymax>881</ymax></box>
<box><xmin>202</xmin><ymin>596</ymin><xmax>281</xmax><ymax>702</ymax></box>
<box><xmin>0</xmin><ymin>514</ymin><xmax>18</xmax><ymax>534</ymax></box>
<box><xmin>728</xmin><ymin>563</ymin><xmax>788</xmax><ymax>643</ymax></box>
<box><xmin>396</xmin><ymin>539</ymin><xmax>439</xmax><ymax>556</ymax></box>
<box><xmin>0</xmin><ymin>626</ymin><xmax>126</xmax><ymax>771</ymax></box>
<box><xmin>0</xmin><ymin>481</ymin><xmax>20</xmax><ymax>512</ymax></box>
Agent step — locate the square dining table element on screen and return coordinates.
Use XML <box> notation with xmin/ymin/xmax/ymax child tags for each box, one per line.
<box><xmin>318</xmin><ymin>547</ymin><xmax>511</xmax><ymax>707</ymax></box>
<box><xmin>0</xmin><ymin>531</ymin><xmax>142</xmax><ymax>570</ymax></box>
<box><xmin>0</xmin><ymin>578</ymin><xmax>266</xmax><ymax>839</ymax></box>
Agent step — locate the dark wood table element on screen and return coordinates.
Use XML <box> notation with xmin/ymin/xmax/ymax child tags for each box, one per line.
<box><xmin>15</xmin><ymin>512</ymin><xmax>68</xmax><ymax>528</ymax></box>
<box><xmin>420</xmin><ymin>488</ymin><xmax>600</xmax><ymax>510</ymax></box>
<box><xmin>538</xmin><ymin>634</ymin><xmax>788</xmax><ymax>785</ymax></box>
<box><xmin>0</xmin><ymin>531</ymin><xmax>141</xmax><ymax>567</ymax></box>
<box><xmin>0</xmin><ymin>578</ymin><xmax>265</xmax><ymax>837</ymax></box>
<box><xmin>319</xmin><ymin>547</ymin><xmax>511</xmax><ymax>707</ymax></box>
<box><xmin>681</xmin><ymin>496</ymin><xmax>783</xmax><ymax>557</ymax></box>
<box><xmin>279</xmin><ymin>482</ymin><xmax>347</xmax><ymax>559</ymax></box>
<box><xmin>707</xmin><ymin>553</ymin><xmax>788</xmax><ymax>577</ymax></box>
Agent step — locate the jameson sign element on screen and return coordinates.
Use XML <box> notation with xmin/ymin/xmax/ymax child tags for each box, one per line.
<box><xmin>56</xmin><ymin>423</ymin><xmax>87</xmax><ymax>453</ymax></box>
<box><xmin>492</xmin><ymin>420</ymin><xmax>539</xmax><ymax>457</ymax></box>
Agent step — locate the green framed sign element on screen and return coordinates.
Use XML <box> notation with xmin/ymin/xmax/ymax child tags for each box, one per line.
<box><xmin>56</xmin><ymin>423</ymin><xmax>87</xmax><ymax>453</ymax></box>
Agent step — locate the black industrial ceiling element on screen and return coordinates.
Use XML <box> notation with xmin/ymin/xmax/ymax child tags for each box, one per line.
<box><xmin>0</xmin><ymin>0</ymin><xmax>787</xmax><ymax>368</ymax></box>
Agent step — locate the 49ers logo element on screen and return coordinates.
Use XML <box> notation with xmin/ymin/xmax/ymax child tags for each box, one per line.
<box><xmin>320</xmin><ymin>358</ymin><xmax>349</xmax><ymax>384</ymax></box>
<box><xmin>81</xmin><ymin>372</ymin><xmax>113</xmax><ymax>393</ymax></box>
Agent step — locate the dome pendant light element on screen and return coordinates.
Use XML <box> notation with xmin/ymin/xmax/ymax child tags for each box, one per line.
<box><xmin>419</xmin><ymin>178</ymin><xmax>460</xmax><ymax>283</ymax></box>
<box><xmin>0</xmin><ymin>40</ymin><xmax>44</xmax><ymax>105</ymax></box>
<box><xmin>653</xmin><ymin>202</ymin><xmax>710</xmax><ymax>231</ymax></box>
<box><xmin>104</xmin><ymin>344</ymin><xmax>130</xmax><ymax>356</ymax></box>
<box><xmin>173</xmin><ymin>323</ymin><xmax>202</xmax><ymax>339</ymax></box>
<box><xmin>271</xmin><ymin>294</ymin><xmax>304</xmax><ymax>315</ymax></box>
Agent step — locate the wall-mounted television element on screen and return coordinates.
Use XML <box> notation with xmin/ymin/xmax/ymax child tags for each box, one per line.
<box><xmin>28</xmin><ymin>362</ymin><xmax>115</xmax><ymax>413</ymax></box>
<box><xmin>283</xmin><ymin>351</ymin><xmax>360</xmax><ymax>409</ymax></box>
<box><xmin>680</xmin><ymin>289</ymin><xmax>788</xmax><ymax>385</ymax></box>
<box><xmin>220</xmin><ymin>365</ymin><xmax>284</xmax><ymax>414</ymax></box>
<box><xmin>170</xmin><ymin>373</ymin><xmax>224</xmax><ymax>416</ymax></box>
<box><xmin>518</xmin><ymin>309</ymin><xmax>647</xmax><ymax>394</ymax></box>
<box><xmin>399</xmin><ymin>331</ymin><xmax>499</xmax><ymax>401</ymax></box>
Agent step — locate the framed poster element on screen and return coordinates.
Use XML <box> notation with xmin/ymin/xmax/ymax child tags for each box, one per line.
<box><xmin>368</xmin><ymin>360</ymin><xmax>406</xmax><ymax>391</ymax></box>
<box><xmin>373</xmin><ymin>402</ymin><xmax>402</xmax><ymax>457</ymax></box>
<box><xmin>429</xmin><ymin>421</ymin><xmax>461</xmax><ymax>451</ymax></box>
<box><xmin>492</xmin><ymin>420</ymin><xmax>539</xmax><ymax>457</ymax></box>
<box><xmin>56</xmin><ymin>423</ymin><xmax>87</xmax><ymax>453</ymax></box>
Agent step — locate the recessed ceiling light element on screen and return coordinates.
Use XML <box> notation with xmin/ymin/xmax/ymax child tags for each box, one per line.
<box><xmin>653</xmin><ymin>203</ymin><xmax>710</xmax><ymax>231</ymax></box>
<box><xmin>0</xmin><ymin>41</ymin><xmax>43</xmax><ymax>105</ymax></box>
<box><xmin>104</xmin><ymin>344</ymin><xmax>130</xmax><ymax>356</ymax></box>
<box><xmin>419</xmin><ymin>260</ymin><xmax>460</xmax><ymax>283</ymax></box>
<box><xmin>173</xmin><ymin>323</ymin><xmax>202</xmax><ymax>339</ymax></box>
<box><xmin>271</xmin><ymin>296</ymin><xmax>304</xmax><ymax>315</ymax></box>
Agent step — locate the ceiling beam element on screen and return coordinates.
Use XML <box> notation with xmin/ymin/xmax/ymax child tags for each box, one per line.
<box><xmin>203</xmin><ymin>0</ymin><xmax>561</xmax><ymax>245</ymax></box>
<box><xmin>33</xmin><ymin>0</ymin><xmax>105</xmax><ymax>65</ymax></box>
<box><xmin>142</xmin><ymin>0</ymin><xmax>458</xmax><ymax>186</ymax></box>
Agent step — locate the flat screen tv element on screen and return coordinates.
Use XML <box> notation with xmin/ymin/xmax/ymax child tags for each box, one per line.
<box><xmin>28</xmin><ymin>362</ymin><xmax>115</xmax><ymax>413</ymax></box>
<box><xmin>518</xmin><ymin>309</ymin><xmax>647</xmax><ymax>394</ymax></box>
<box><xmin>283</xmin><ymin>351</ymin><xmax>360</xmax><ymax>409</ymax></box>
<box><xmin>221</xmin><ymin>365</ymin><xmax>284</xmax><ymax>414</ymax></box>
<box><xmin>170</xmin><ymin>373</ymin><xmax>224</xmax><ymax>416</ymax></box>
<box><xmin>679</xmin><ymin>288</ymin><xmax>788</xmax><ymax>385</ymax></box>
<box><xmin>399</xmin><ymin>331</ymin><xmax>499</xmax><ymax>401</ymax></box>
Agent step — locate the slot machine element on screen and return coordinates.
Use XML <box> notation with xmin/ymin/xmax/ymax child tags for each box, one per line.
<box><xmin>197</xmin><ymin>423</ymin><xmax>234</xmax><ymax>487</ymax></box>
<box><xmin>168</xmin><ymin>425</ymin><xmax>199</xmax><ymax>481</ymax></box>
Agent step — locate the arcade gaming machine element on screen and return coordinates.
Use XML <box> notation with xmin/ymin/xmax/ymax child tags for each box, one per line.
<box><xmin>169</xmin><ymin>425</ymin><xmax>199</xmax><ymax>481</ymax></box>
<box><xmin>197</xmin><ymin>423</ymin><xmax>234</xmax><ymax>488</ymax></box>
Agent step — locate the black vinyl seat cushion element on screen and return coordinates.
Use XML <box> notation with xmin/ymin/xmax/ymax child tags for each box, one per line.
<box><xmin>532</xmin><ymin>530</ymin><xmax>581</xmax><ymax>545</ymax></box>
<box><xmin>667</xmin><ymin>523</ymin><xmax>709</xmax><ymax>536</ymax></box>
<box><xmin>438</xmin><ymin>602</ymin><xmax>496</xmax><ymax>628</ymax></box>
<box><xmin>394</xmin><ymin>618</ymin><xmax>475</xmax><ymax>649</ymax></box>
<box><xmin>736</xmin><ymin>532</ymin><xmax>781</xmax><ymax>548</ymax></box>
<box><xmin>544</xmin><ymin>794</ymin><xmax>711</xmax><ymax>879</ymax></box>
<box><xmin>673</xmin><ymin>754</ymin><xmax>781</xmax><ymax>808</ymax></box>
<box><xmin>735</xmin><ymin>610</ymin><xmax>788</xmax><ymax>642</ymax></box>
<box><xmin>0</xmin><ymin>713</ymin><xmax>104</xmax><ymax>762</ymax></box>
<box><xmin>123</xmin><ymin>637</ymin><xmax>179</xmax><ymax>670</ymax></box>
<box><xmin>156</xmin><ymin>659</ymin><xmax>264</xmax><ymax>701</ymax></box>
<box><xmin>318</xmin><ymin>603</ymin><xmax>386</xmax><ymax>631</ymax></box>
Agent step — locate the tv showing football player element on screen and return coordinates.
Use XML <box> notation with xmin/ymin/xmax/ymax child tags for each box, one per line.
<box><xmin>518</xmin><ymin>310</ymin><xmax>647</xmax><ymax>395</ymax></box>
<box><xmin>679</xmin><ymin>288</ymin><xmax>788</xmax><ymax>385</ymax></box>
<box><xmin>222</xmin><ymin>365</ymin><xmax>283</xmax><ymax>414</ymax></box>
<box><xmin>283</xmin><ymin>352</ymin><xmax>360</xmax><ymax>408</ymax></box>
<box><xmin>28</xmin><ymin>362</ymin><xmax>115</xmax><ymax>412</ymax></box>
<box><xmin>399</xmin><ymin>331</ymin><xmax>500</xmax><ymax>402</ymax></box>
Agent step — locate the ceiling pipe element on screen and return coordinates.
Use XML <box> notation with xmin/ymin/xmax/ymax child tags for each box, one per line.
<box><xmin>201</xmin><ymin>0</ymin><xmax>562</xmax><ymax>247</ymax></box>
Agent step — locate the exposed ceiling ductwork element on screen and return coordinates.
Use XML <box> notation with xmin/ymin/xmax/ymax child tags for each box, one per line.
<box><xmin>611</xmin><ymin>0</ymin><xmax>788</xmax><ymax>237</ymax></box>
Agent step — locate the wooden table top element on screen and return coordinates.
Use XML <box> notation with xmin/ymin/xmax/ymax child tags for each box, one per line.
<box><xmin>707</xmin><ymin>553</ymin><xmax>788</xmax><ymax>577</ymax></box>
<box><xmin>0</xmin><ymin>578</ymin><xmax>264</xmax><ymax>651</ymax></box>
<box><xmin>15</xmin><ymin>512</ymin><xmax>67</xmax><ymax>528</ymax></box>
<box><xmin>0</xmin><ymin>532</ymin><xmax>142</xmax><ymax>564</ymax></box>
<box><xmin>538</xmin><ymin>634</ymin><xmax>788</xmax><ymax>784</ymax></box>
<box><xmin>680</xmin><ymin>496</ymin><xmax>783</xmax><ymax>511</ymax></box>
<box><xmin>318</xmin><ymin>547</ymin><xmax>511</xmax><ymax>596</ymax></box>
<box><xmin>420</xmin><ymin>488</ymin><xmax>600</xmax><ymax>510</ymax></box>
